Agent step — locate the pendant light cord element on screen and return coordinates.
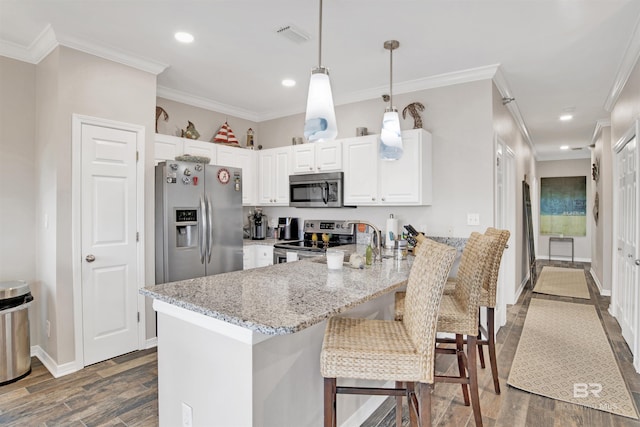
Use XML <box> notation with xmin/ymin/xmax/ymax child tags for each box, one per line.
<box><xmin>389</xmin><ymin>46</ymin><xmax>393</xmax><ymax>108</ymax></box>
<box><xmin>318</xmin><ymin>0</ymin><xmax>323</xmax><ymax>67</ymax></box>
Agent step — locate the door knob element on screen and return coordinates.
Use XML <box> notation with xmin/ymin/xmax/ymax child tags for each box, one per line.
<box><xmin>86</xmin><ymin>254</ymin><xmax>96</xmax><ymax>263</ymax></box>
<box><xmin>636</xmin><ymin>259</ymin><xmax>640</xmax><ymax>266</ymax></box>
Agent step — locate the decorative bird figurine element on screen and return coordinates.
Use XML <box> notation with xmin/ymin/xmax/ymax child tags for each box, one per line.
<box><xmin>402</xmin><ymin>102</ymin><xmax>425</xmax><ymax>129</ymax></box>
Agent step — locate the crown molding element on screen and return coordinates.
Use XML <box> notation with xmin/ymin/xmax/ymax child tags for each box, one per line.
<box><xmin>492</xmin><ymin>66</ymin><xmax>538</xmax><ymax>159</ymax></box>
<box><xmin>0</xmin><ymin>24</ymin><xmax>168</xmax><ymax>75</ymax></box>
<box><xmin>57</xmin><ymin>34</ymin><xmax>168</xmax><ymax>75</ymax></box>
<box><xmin>256</xmin><ymin>64</ymin><xmax>502</xmax><ymax>122</ymax></box>
<box><xmin>591</xmin><ymin>119</ymin><xmax>611</xmax><ymax>145</ymax></box>
<box><xmin>157</xmin><ymin>86</ymin><xmax>261</xmax><ymax>122</ymax></box>
<box><xmin>604</xmin><ymin>15</ymin><xmax>640</xmax><ymax>111</ymax></box>
<box><xmin>0</xmin><ymin>24</ymin><xmax>57</xmax><ymax>64</ymax></box>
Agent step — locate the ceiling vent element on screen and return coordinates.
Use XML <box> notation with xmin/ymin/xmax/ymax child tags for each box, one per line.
<box><xmin>276</xmin><ymin>25</ymin><xmax>311</xmax><ymax>43</ymax></box>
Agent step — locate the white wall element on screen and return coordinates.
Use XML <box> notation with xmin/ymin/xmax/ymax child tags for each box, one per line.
<box><xmin>591</xmin><ymin>125</ymin><xmax>612</xmax><ymax>293</ymax></box>
<box><xmin>535</xmin><ymin>159</ymin><xmax>592</xmax><ymax>262</ymax></box>
<box><xmin>0</xmin><ymin>56</ymin><xmax>38</xmax><ymax>342</ymax></box>
<box><xmin>155</xmin><ymin>97</ymin><xmax>258</xmax><ymax>145</ymax></box>
<box><xmin>33</xmin><ymin>46</ymin><xmax>157</xmax><ymax>365</ymax></box>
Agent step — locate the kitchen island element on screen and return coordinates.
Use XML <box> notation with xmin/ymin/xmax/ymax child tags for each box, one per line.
<box><xmin>141</xmin><ymin>255</ymin><xmax>414</xmax><ymax>427</ymax></box>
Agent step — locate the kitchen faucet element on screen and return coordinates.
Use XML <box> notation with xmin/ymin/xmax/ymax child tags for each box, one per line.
<box><xmin>346</xmin><ymin>220</ymin><xmax>382</xmax><ymax>262</ymax></box>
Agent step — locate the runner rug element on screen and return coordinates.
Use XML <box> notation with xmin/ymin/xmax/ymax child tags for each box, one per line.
<box><xmin>533</xmin><ymin>266</ymin><xmax>590</xmax><ymax>299</ymax></box>
<box><xmin>508</xmin><ymin>298</ymin><xmax>638</xmax><ymax>419</ymax></box>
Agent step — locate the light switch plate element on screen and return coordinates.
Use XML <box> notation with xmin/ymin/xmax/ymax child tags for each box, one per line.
<box><xmin>467</xmin><ymin>213</ymin><xmax>480</xmax><ymax>226</ymax></box>
<box><xmin>182</xmin><ymin>402</ymin><xmax>193</xmax><ymax>427</ymax></box>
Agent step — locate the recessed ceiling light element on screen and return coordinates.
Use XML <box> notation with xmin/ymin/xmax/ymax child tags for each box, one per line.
<box><xmin>559</xmin><ymin>114</ymin><xmax>573</xmax><ymax>121</ymax></box>
<box><xmin>282</xmin><ymin>79</ymin><xmax>296</xmax><ymax>87</ymax></box>
<box><xmin>175</xmin><ymin>32</ymin><xmax>194</xmax><ymax>43</ymax></box>
<box><xmin>560</xmin><ymin>145</ymin><xmax>570</xmax><ymax>150</ymax></box>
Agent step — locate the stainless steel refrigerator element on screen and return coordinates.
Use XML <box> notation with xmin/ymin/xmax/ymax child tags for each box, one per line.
<box><xmin>155</xmin><ymin>161</ymin><xmax>243</xmax><ymax>284</ymax></box>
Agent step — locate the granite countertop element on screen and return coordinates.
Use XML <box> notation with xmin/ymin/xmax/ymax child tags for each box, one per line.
<box><xmin>140</xmin><ymin>256</ymin><xmax>413</xmax><ymax>336</ymax></box>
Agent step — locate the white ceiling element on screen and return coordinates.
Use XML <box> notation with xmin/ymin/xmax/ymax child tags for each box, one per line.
<box><xmin>1</xmin><ymin>0</ymin><xmax>639</xmax><ymax>161</ymax></box>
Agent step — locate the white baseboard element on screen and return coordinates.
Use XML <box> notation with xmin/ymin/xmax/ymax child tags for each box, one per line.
<box><xmin>341</xmin><ymin>381</ymin><xmax>394</xmax><ymax>427</ymax></box>
<box><xmin>31</xmin><ymin>340</ymin><xmax>157</xmax><ymax>379</ymax></box>
<box><xmin>144</xmin><ymin>337</ymin><xmax>158</xmax><ymax>349</ymax></box>
<box><xmin>514</xmin><ymin>276</ymin><xmax>528</xmax><ymax>303</ymax></box>
<box><xmin>31</xmin><ymin>345</ymin><xmax>81</xmax><ymax>378</ymax></box>
<box><xmin>589</xmin><ymin>268</ymin><xmax>611</xmax><ymax>296</ymax></box>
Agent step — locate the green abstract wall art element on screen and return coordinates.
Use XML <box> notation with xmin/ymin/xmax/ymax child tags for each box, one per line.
<box><xmin>540</xmin><ymin>176</ymin><xmax>587</xmax><ymax>236</ymax></box>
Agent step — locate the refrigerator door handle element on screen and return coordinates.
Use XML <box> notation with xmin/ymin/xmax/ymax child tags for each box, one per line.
<box><xmin>206</xmin><ymin>195</ymin><xmax>214</xmax><ymax>263</ymax></box>
<box><xmin>199</xmin><ymin>195</ymin><xmax>206</xmax><ymax>264</ymax></box>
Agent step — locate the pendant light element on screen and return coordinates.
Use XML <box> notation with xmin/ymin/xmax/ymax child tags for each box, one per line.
<box><xmin>380</xmin><ymin>40</ymin><xmax>403</xmax><ymax>160</ymax></box>
<box><xmin>304</xmin><ymin>0</ymin><xmax>338</xmax><ymax>142</ymax></box>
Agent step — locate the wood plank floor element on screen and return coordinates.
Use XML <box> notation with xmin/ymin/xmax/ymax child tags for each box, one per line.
<box><xmin>1</xmin><ymin>260</ymin><xmax>638</xmax><ymax>426</ymax></box>
<box><xmin>363</xmin><ymin>260</ymin><xmax>640</xmax><ymax>427</ymax></box>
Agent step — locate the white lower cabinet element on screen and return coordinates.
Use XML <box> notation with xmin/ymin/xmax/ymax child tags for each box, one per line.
<box><xmin>343</xmin><ymin>129</ymin><xmax>432</xmax><ymax>206</ymax></box>
<box><xmin>243</xmin><ymin>245</ymin><xmax>273</xmax><ymax>270</ymax></box>
<box><xmin>259</xmin><ymin>147</ymin><xmax>291</xmax><ymax>205</ymax></box>
<box><xmin>255</xmin><ymin>245</ymin><xmax>274</xmax><ymax>268</ymax></box>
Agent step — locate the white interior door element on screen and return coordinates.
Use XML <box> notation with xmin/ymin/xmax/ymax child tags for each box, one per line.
<box><xmin>81</xmin><ymin>122</ymin><xmax>139</xmax><ymax>365</ymax></box>
<box><xmin>614</xmin><ymin>134</ymin><xmax>638</xmax><ymax>367</ymax></box>
<box><xmin>495</xmin><ymin>139</ymin><xmax>517</xmax><ymax>328</ymax></box>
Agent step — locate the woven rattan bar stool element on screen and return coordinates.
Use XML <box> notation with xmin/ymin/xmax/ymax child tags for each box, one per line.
<box><xmin>395</xmin><ymin>228</ymin><xmax>510</xmax><ymax>395</ymax></box>
<box><xmin>395</xmin><ymin>232</ymin><xmax>496</xmax><ymax>427</ymax></box>
<box><xmin>321</xmin><ymin>239</ymin><xmax>457</xmax><ymax>427</ymax></box>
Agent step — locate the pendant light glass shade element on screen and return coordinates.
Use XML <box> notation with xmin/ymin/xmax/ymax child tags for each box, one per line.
<box><xmin>304</xmin><ymin>68</ymin><xmax>338</xmax><ymax>142</ymax></box>
<box><xmin>380</xmin><ymin>40</ymin><xmax>402</xmax><ymax>160</ymax></box>
<box><xmin>380</xmin><ymin>109</ymin><xmax>403</xmax><ymax>159</ymax></box>
<box><xmin>304</xmin><ymin>0</ymin><xmax>338</xmax><ymax>142</ymax></box>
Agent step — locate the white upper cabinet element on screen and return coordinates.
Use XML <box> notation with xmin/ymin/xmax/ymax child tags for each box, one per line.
<box><xmin>292</xmin><ymin>140</ymin><xmax>342</xmax><ymax>174</ymax></box>
<box><xmin>154</xmin><ymin>134</ymin><xmax>257</xmax><ymax>205</ymax></box>
<box><xmin>217</xmin><ymin>145</ymin><xmax>257</xmax><ymax>206</ymax></box>
<box><xmin>183</xmin><ymin>140</ymin><xmax>218</xmax><ymax>165</ymax></box>
<box><xmin>258</xmin><ymin>146</ymin><xmax>291</xmax><ymax>205</ymax></box>
<box><xmin>343</xmin><ymin>129</ymin><xmax>432</xmax><ymax>206</ymax></box>
<box><xmin>343</xmin><ymin>135</ymin><xmax>380</xmax><ymax>205</ymax></box>
<box><xmin>154</xmin><ymin>134</ymin><xmax>184</xmax><ymax>165</ymax></box>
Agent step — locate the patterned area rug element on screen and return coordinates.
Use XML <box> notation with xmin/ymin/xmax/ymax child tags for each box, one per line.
<box><xmin>533</xmin><ymin>266</ymin><xmax>590</xmax><ymax>299</ymax></box>
<box><xmin>508</xmin><ymin>299</ymin><xmax>638</xmax><ymax>419</ymax></box>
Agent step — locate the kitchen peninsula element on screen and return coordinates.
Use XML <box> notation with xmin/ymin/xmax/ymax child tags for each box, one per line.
<box><xmin>141</xmin><ymin>254</ymin><xmax>414</xmax><ymax>427</ymax></box>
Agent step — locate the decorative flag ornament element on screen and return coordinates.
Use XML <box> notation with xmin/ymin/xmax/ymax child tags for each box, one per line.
<box><xmin>303</xmin><ymin>0</ymin><xmax>338</xmax><ymax>142</ymax></box>
<box><xmin>213</xmin><ymin>121</ymin><xmax>239</xmax><ymax>145</ymax></box>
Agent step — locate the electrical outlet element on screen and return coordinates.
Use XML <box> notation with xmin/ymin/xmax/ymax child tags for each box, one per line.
<box><xmin>46</xmin><ymin>320</ymin><xmax>51</xmax><ymax>338</ymax></box>
<box><xmin>182</xmin><ymin>402</ymin><xmax>193</xmax><ymax>427</ymax></box>
<box><xmin>467</xmin><ymin>213</ymin><xmax>480</xmax><ymax>226</ymax></box>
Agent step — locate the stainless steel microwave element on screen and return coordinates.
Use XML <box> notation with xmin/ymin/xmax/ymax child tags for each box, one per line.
<box><xmin>289</xmin><ymin>172</ymin><xmax>344</xmax><ymax>208</ymax></box>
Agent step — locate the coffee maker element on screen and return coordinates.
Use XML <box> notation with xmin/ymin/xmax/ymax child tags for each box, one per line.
<box><xmin>277</xmin><ymin>217</ymin><xmax>300</xmax><ymax>240</ymax></box>
<box><xmin>249</xmin><ymin>209</ymin><xmax>267</xmax><ymax>240</ymax></box>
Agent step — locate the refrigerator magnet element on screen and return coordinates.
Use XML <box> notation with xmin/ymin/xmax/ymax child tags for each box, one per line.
<box><xmin>217</xmin><ymin>168</ymin><xmax>231</xmax><ymax>184</ymax></box>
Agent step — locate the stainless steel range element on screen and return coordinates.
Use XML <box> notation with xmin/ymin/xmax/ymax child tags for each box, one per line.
<box><xmin>273</xmin><ymin>219</ymin><xmax>356</xmax><ymax>264</ymax></box>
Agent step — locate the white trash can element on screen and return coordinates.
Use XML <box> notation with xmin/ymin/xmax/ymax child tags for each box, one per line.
<box><xmin>0</xmin><ymin>280</ymin><xmax>33</xmax><ymax>385</ymax></box>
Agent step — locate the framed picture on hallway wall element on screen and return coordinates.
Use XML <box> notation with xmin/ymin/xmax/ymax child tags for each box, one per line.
<box><xmin>540</xmin><ymin>176</ymin><xmax>587</xmax><ymax>236</ymax></box>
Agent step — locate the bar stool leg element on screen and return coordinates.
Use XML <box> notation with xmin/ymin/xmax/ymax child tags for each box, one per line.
<box><xmin>476</xmin><ymin>310</ymin><xmax>486</xmax><ymax>369</ymax></box>
<box><xmin>395</xmin><ymin>381</ymin><xmax>403</xmax><ymax>427</ymax></box>
<box><xmin>324</xmin><ymin>377</ymin><xmax>337</xmax><ymax>427</ymax></box>
<box><xmin>456</xmin><ymin>334</ymin><xmax>470</xmax><ymax>406</ymax></box>
<box><xmin>487</xmin><ymin>308</ymin><xmax>500</xmax><ymax>394</ymax></box>
<box><xmin>467</xmin><ymin>336</ymin><xmax>483</xmax><ymax>427</ymax></box>
<box><xmin>418</xmin><ymin>382</ymin><xmax>433</xmax><ymax>427</ymax></box>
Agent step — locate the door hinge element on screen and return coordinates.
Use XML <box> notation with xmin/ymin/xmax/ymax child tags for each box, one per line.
<box><xmin>136</xmin><ymin>231</ymin><xmax>139</xmax><ymax>242</ymax></box>
<box><xmin>136</xmin><ymin>151</ymin><xmax>139</xmax><ymax>162</ymax></box>
<box><xmin>137</xmin><ymin>312</ymin><xmax>140</xmax><ymax>323</ymax></box>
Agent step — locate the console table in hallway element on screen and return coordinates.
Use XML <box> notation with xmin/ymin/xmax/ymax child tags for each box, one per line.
<box><xmin>548</xmin><ymin>236</ymin><xmax>574</xmax><ymax>262</ymax></box>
